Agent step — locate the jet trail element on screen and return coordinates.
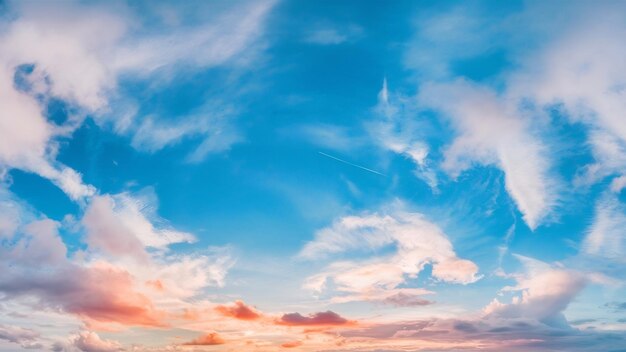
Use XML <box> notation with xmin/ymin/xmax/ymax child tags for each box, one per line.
<box><xmin>318</xmin><ymin>151</ymin><xmax>386</xmax><ymax>177</ymax></box>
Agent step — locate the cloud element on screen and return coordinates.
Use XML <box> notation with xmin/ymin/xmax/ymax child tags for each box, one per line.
<box><xmin>304</xmin><ymin>25</ymin><xmax>363</xmax><ymax>45</ymax></box>
<box><xmin>403</xmin><ymin>3</ymin><xmax>503</xmax><ymax>80</ymax></box>
<box><xmin>290</xmin><ymin>124</ymin><xmax>363</xmax><ymax>152</ymax></box>
<box><xmin>82</xmin><ymin>193</ymin><xmax>195</xmax><ymax>260</ymax></box>
<box><xmin>130</xmin><ymin>103</ymin><xmax>242</xmax><ymax>163</ymax></box>
<box><xmin>182</xmin><ymin>332</ymin><xmax>225</xmax><ymax>346</ymax></box>
<box><xmin>0</xmin><ymin>258</ymin><xmax>165</xmax><ymax>328</ymax></box>
<box><xmin>330</xmin><ymin>288</ymin><xmax>435</xmax><ymax>307</ymax></box>
<box><xmin>610</xmin><ymin>175</ymin><xmax>626</xmax><ymax>193</ymax></box>
<box><xmin>506</xmin><ymin>5</ymin><xmax>626</xmax><ymax>191</ymax></box>
<box><xmin>301</xmin><ymin>204</ymin><xmax>480</xmax><ymax>304</ymax></box>
<box><xmin>329</xmin><ymin>255</ymin><xmax>614</xmax><ymax>351</ymax></box>
<box><xmin>604</xmin><ymin>302</ymin><xmax>626</xmax><ymax>312</ymax></box>
<box><xmin>0</xmin><ymin>63</ymin><xmax>94</xmax><ymax>201</ymax></box>
<box><xmin>369</xmin><ymin>79</ymin><xmax>438</xmax><ymax>189</ymax></box>
<box><xmin>72</xmin><ymin>331</ymin><xmax>123</xmax><ymax>352</ymax></box>
<box><xmin>277</xmin><ymin>311</ymin><xmax>351</xmax><ymax>326</ymax></box>
<box><xmin>484</xmin><ymin>255</ymin><xmax>587</xmax><ymax>327</ymax></box>
<box><xmin>0</xmin><ymin>324</ymin><xmax>39</xmax><ymax>348</ymax></box>
<box><xmin>337</xmin><ymin>316</ymin><xmax>626</xmax><ymax>352</ymax></box>
<box><xmin>0</xmin><ymin>0</ymin><xmax>276</xmax><ymax>198</ymax></box>
<box><xmin>0</xmin><ymin>191</ymin><xmax>22</xmax><ymax>239</ymax></box>
<box><xmin>280</xmin><ymin>340</ymin><xmax>303</xmax><ymax>348</ymax></box>
<box><xmin>215</xmin><ymin>300</ymin><xmax>261</xmax><ymax>321</ymax></box>
<box><xmin>8</xmin><ymin>219</ymin><xmax>67</xmax><ymax>266</ymax></box>
<box><xmin>418</xmin><ymin>80</ymin><xmax>556</xmax><ymax>229</ymax></box>
<box><xmin>0</xmin><ymin>189</ymin><xmax>234</xmax><ymax>329</ymax></box>
<box><xmin>582</xmin><ymin>194</ymin><xmax>626</xmax><ymax>263</ymax></box>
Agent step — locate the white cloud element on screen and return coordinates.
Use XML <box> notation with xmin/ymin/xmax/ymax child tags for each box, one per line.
<box><xmin>369</xmin><ymin>79</ymin><xmax>438</xmax><ymax>189</ymax></box>
<box><xmin>82</xmin><ymin>193</ymin><xmax>195</xmax><ymax>261</ymax></box>
<box><xmin>0</xmin><ymin>64</ymin><xmax>94</xmax><ymax>201</ymax></box>
<box><xmin>301</xmin><ymin>204</ymin><xmax>480</xmax><ymax>304</ymax></box>
<box><xmin>305</xmin><ymin>25</ymin><xmax>363</xmax><ymax>45</ymax></box>
<box><xmin>418</xmin><ymin>79</ymin><xmax>556</xmax><ymax>229</ymax></box>
<box><xmin>582</xmin><ymin>195</ymin><xmax>626</xmax><ymax>263</ymax></box>
<box><xmin>502</xmin><ymin>4</ymin><xmax>626</xmax><ymax>192</ymax></box>
<box><xmin>484</xmin><ymin>255</ymin><xmax>587</xmax><ymax>327</ymax></box>
<box><xmin>610</xmin><ymin>175</ymin><xmax>626</xmax><ymax>193</ymax></box>
<box><xmin>71</xmin><ymin>331</ymin><xmax>123</xmax><ymax>352</ymax></box>
<box><xmin>0</xmin><ymin>194</ymin><xmax>21</xmax><ymax>239</ymax></box>
<box><xmin>0</xmin><ymin>0</ymin><xmax>275</xmax><ymax>199</ymax></box>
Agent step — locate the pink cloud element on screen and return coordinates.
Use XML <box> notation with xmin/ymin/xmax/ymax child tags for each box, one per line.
<box><xmin>215</xmin><ymin>300</ymin><xmax>262</xmax><ymax>321</ymax></box>
<box><xmin>0</xmin><ymin>220</ymin><xmax>165</xmax><ymax>328</ymax></box>
<box><xmin>182</xmin><ymin>332</ymin><xmax>225</xmax><ymax>346</ymax></box>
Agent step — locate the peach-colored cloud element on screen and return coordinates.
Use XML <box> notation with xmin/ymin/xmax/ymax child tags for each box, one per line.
<box><xmin>182</xmin><ymin>332</ymin><xmax>225</xmax><ymax>345</ymax></box>
<box><xmin>63</xmin><ymin>263</ymin><xmax>166</xmax><ymax>328</ymax></box>
<box><xmin>281</xmin><ymin>340</ymin><xmax>303</xmax><ymax>348</ymax></box>
<box><xmin>0</xmin><ymin>220</ymin><xmax>165</xmax><ymax>328</ymax></box>
<box><xmin>145</xmin><ymin>279</ymin><xmax>165</xmax><ymax>291</ymax></box>
<box><xmin>277</xmin><ymin>311</ymin><xmax>353</xmax><ymax>326</ymax></box>
<box><xmin>215</xmin><ymin>300</ymin><xmax>262</xmax><ymax>321</ymax></box>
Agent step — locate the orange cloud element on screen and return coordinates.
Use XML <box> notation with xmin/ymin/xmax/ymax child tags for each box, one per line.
<box><xmin>281</xmin><ymin>340</ymin><xmax>303</xmax><ymax>348</ymax></box>
<box><xmin>72</xmin><ymin>264</ymin><xmax>166</xmax><ymax>328</ymax></box>
<box><xmin>277</xmin><ymin>311</ymin><xmax>353</xmax><ymax>326</ymax></box>
<box><xmin>215</xmin><ymin>300</ymin><xmax>261</xmax><ymax>321</ymax></box>
<box><xmin>182</xmin><ymin>332</ymin><xmax>225</xmax><ymax>346</ymax></box>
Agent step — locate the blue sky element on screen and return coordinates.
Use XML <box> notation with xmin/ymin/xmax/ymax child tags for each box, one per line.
<box><xmin>0</xmin><ymin>0</ymin><xmax>625</xmax><ymax>351</ymax></box>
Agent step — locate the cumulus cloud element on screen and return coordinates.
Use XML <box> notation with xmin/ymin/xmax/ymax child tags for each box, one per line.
<box><xmin>301</xmin><ymin>204</ymin><xmax>480</xmax><ymax>304</ymax></box>
<box><xmin>484</xmin><ymin>255</ymin><xmax>587</xmax><ymax>327</ymax></box>
<box><xmin>72</xmin><ymin>331</ymin><xmax>123</xmax><ymax>352</ymax></box>
<box><xmin>418</xmin><ymin>80</ymin><xmax>556</xmax><ymax>229</ymax></box>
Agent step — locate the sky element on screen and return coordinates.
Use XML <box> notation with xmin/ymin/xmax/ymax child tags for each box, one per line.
<box><xmin>0</xmin><ymin>0</ymin><xmax>625</xmax><ymax>351</ymax></box>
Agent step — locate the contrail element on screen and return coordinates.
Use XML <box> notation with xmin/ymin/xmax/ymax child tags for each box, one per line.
<box><xmin>318</xmin><ymin>151</ymin><xmax>386</xmax><ymax>177</ymax></box>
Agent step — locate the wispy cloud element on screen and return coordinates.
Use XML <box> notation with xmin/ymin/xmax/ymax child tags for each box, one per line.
<box><xmin>418</xmin><ymin>79</ymin><xmax>557</xmax><ymax>229</ymax></box>
<box><xmin>304</xmin><ymin>24</ymin><xmax>363</xmax><ymax>45</ymax></box>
